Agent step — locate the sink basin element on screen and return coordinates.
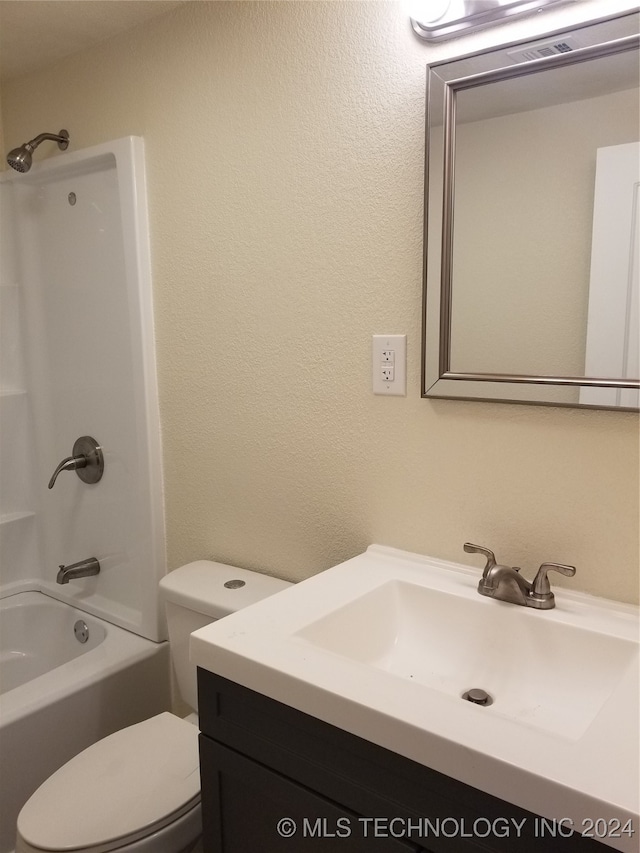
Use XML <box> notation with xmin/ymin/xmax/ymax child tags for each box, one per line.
<box><xmin>191</xmin><ymin>544</ymin><xmax>639</xmax><ymax>853</ymax></box>
<box><xmin>296</xmin><ymin>579</ymin><xmax>637</xmax><ymax>739</ymax></box>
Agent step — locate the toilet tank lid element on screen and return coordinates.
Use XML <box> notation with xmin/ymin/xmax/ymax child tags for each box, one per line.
<box><xmin>159</xmin><ymin>560</ymin><xmax>292</xmax><ymax>617</ymax></box>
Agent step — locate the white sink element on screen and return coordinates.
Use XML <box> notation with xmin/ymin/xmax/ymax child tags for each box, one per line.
<box><xmin>296</xmin><ymin>578</ymin><xmax>637</xmax><ymax>739</ymax></box>
<box><xmin>191</xmin><ymin>545</ymin><xmax>639</xmax><ymax>853</ymax></box>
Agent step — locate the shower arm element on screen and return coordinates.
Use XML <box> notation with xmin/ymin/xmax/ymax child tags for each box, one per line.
<box><xmin>25</xmin><ymin>132</ymin><xmax>69</xmax><ymax>151</ymax></box>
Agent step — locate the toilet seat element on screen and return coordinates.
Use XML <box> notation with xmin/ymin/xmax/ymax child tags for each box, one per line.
<box><xmin>17</xmin><ymin>713</ymin><xmax>200</xmax><ymax>853</ymax></box>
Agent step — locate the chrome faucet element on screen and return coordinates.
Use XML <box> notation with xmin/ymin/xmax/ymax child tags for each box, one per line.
<box><xmin>57</xmin><ymin>557</ymin><xmax>100</xmax><ymax>585</ymax></box>
<box><xmin>464</xmin><ymin>543</ymin><xmax>575</xmax><ymax>610</ymax></box>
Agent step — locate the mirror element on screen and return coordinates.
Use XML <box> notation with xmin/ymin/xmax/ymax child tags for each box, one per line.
<box><xmin>422</xmin><ymin>12</ymin><xmax>640</xmax><ymax>409</ymax></box>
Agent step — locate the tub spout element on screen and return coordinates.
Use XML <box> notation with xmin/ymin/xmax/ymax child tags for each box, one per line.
<box><xmin>57</xmin><ymin>558</ymin><xmax>100</xmax><ymax>584</ymax></box>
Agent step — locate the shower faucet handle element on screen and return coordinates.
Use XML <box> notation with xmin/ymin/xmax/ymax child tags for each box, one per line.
<box><xmin>48</xmin><ymin>454</ymin><xmax>87</xmax><ymax>488</ymax></box>
<box><xmin>48</xmin><ymin>436</ymin><xmax>104</xmax><ymax>489</ymax></box>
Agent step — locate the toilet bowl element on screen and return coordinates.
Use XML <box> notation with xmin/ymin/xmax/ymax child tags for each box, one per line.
<box><xmin>16</xmin><ymin>561</ymin><xmax>291</xmax><ymax>853</ymax></box>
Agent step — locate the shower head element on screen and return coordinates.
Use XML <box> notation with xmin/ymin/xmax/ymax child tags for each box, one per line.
<box><xmin>6</xmin><ymin>129</ymin><xmax>70</xmax><ymax>173</ymax></box>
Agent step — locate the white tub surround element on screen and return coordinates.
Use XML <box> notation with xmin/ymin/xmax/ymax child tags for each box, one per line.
<box><xmin>191</xmin><ymin>545</ymin><xmax>640</xmax><ymax>853</ymax></box>
<box><xmin>0</xmin><ymin>137</ymin><xmax>166</xmax><ymax>641</ymax></box>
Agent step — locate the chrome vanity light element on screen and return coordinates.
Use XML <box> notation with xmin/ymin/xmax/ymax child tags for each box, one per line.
<box><xmin>410</xmin><ymin>0</ymin><xmax>575</xmax><ymax>41</ymax></box>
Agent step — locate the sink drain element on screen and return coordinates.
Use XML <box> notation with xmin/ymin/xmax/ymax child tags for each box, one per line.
<box><xmin>462</xmin><ymin>688</ymin><xmax>493</xmax><ymax>706</ymax></box>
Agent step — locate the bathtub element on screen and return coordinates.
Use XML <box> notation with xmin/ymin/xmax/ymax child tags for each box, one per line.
<box><xmin>0</xmin><ymin>591</ymin><xmax>171</xmax><ymax>853</ymax></box>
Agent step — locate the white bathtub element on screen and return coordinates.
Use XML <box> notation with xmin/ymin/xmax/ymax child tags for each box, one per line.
<box><xmin>0</xmin><ymin>591</ymin><xmax>171</xmax><ymax>853</ymax></box>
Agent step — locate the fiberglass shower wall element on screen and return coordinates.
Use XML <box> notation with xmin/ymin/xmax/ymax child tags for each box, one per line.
<box><xmin>0</xmin><ymin>138</ymin><xmax>166</xmax><ymax>641</ymax></box>
<box><xmin>0</xmin><ymin>177</ymin><xmax>41</xmax><ymax>583</ymax></box>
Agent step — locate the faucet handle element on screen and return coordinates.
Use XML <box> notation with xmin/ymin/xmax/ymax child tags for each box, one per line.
<box><xmin>463</xmin><ymin>543</ymin><xmax>497</xmax><ymax>574</ymax></box>
<box><xmin>532</xmin><ymin>562</ymin><xmax>576</xmax><ymax>597</ymax></box>
<box><xmin>48</xmin><ymin>454</ymin><xmax>87</xmax><ymax>489</ymax></box>
<box><xmin>48</xmin><ymin>436</ymin><xmax>104</xmax><ymax>489</ymax></box>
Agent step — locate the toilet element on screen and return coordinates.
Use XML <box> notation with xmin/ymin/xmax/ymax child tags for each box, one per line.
<box><xmin>16</xmin><ymin>561</ymin><xmax>291</xmax><ymax>853</ymax></box>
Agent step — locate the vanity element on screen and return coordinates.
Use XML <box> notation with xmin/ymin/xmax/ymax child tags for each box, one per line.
<box><xmin>191</xmin><ymin>546</ymin><xmax>639</xmax><ymax>853</ymax></box>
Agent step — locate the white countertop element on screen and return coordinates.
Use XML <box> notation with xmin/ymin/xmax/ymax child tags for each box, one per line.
<box><xmin>191</xmin><ymin>545</ymin><xmax>639</xmax><ymax>852</ymax></box>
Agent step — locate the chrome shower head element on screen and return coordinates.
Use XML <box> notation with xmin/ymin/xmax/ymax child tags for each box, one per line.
<box><xmin>6</xmin><ymin>129</ymin><xmax>69</xmax><ymax>173</ymax></box>
<box><xmin>6</xmin><ymin>146</ymin><xmax>32</xmax><ymax>173</ymax></box>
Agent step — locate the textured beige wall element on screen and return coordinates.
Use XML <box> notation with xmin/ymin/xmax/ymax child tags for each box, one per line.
<box><xmin>2</xmin><ymin>1</ymin><xmax>638</xmax><ymax>603</ymax></box>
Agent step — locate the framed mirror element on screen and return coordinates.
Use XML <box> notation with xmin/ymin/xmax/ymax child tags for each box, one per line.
<box><xmin>422</xmin><ymin>12</ymin><xmax>640</xmax><ymax>410</ymax></box>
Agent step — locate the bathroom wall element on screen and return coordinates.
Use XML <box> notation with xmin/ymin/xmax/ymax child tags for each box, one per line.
<box><xmin>2</xmin><ymin>0</ymin><xmax>638</xmax><ymax>604</ymax></box>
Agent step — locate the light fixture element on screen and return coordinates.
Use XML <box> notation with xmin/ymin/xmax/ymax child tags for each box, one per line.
<box><xmin>410</xmin><ymin>0</ymin><xmax>576</xmax><ymax>42</ymax></box>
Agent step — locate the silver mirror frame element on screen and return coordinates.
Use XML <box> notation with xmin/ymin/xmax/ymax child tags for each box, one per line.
<box><xmin>421</xmin><ymin>11</ymin><xmax>640</xmax><ymax>410</ymax></box>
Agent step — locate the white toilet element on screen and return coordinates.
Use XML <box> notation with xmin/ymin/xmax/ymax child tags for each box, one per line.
<box><xmin>16</xmin><ymin>561</ymin><xmax>290</xmax><ymax>853</ymax></box>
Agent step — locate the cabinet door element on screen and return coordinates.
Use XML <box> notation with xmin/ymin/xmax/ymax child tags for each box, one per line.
<box><xmin>200</xmin><ymin>736</ymin><xmax>423</xmax><ymax>853</ymax></box>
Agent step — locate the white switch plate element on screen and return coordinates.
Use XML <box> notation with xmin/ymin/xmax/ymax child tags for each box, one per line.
<box><xmin>372</xmin><ymin>334</ymin><xmax>406</xmax><ymax>396</ymax></box>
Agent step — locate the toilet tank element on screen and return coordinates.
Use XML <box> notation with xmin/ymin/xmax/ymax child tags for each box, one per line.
<box><xmin>159</xmin><ymin>561</ymin><xmax>291</xmax><ymax>711</ymax></box>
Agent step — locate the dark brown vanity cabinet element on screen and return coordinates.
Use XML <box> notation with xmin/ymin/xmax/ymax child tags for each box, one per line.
<box><xmin>198</xmin><ymin>671</ymin><xmax>607</xmax><ymax>853</ymax></box>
